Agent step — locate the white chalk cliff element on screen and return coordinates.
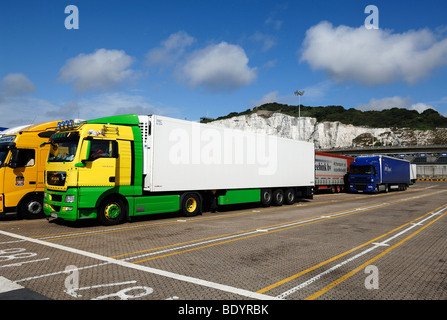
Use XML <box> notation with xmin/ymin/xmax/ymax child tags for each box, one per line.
<box><xmin>209</xmin><ymin>112</ymin><xmax>447</xmax><ymax>149</ymax></box>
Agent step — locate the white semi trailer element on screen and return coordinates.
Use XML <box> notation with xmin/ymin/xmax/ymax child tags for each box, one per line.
<box><xmin>44</xmin><ymin>114</ymin><xmax>315</xmax><ymax>225</ymax></box>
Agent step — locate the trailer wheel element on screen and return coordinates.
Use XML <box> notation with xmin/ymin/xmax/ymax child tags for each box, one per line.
<box><xmin>273</xmin><ymin>189</ymin><xmax>284</xmax><ymax>206</ymax></box>
<box><xmin>19</xmin><ymin>193</ymin><xmax>44</xmax><ymax>219</ymax></box>
<box><xmin>181</xmin><ymin>193</ymin><xmax>201</xmax><ymax>217</ymax></box>
<box><xmin>284</xmin><ymin>188</ymin><xmax>296</xmax><ymax>205</ymax></box>
<box><xmin>260</xmin><ymin>189</ymin><xmax>272</xmax><ymax>207</ymax></box>
<box><xmin>98</xmin><ymin>197</ymin><xmax>126</xmax><ymax>226</ymax></box>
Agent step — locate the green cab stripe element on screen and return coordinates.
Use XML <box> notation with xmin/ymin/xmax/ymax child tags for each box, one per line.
<box><xmin>85</xmin><ymin>114</ymin><xmax>140</xmax><ymax>126</ymax></box>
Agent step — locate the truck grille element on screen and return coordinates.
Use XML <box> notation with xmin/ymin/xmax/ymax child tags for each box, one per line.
<box><xmin>50</xmin><ymin>194</ymin><xmax>63</xmax><ymax>202</ymax></box>
<box><xmin>354</xmin><ymin>184</ymin><xmax>368</xmax><ymax>191</ymax></box>
<box><xmin>47</xmin><ymin>171</ymin><xmax>66</xmax><ymax>186</ymax></box>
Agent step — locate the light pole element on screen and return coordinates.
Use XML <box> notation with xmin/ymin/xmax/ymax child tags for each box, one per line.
<box><xmin>294</xmin><ymin>90</ymin><xmax>304</xmax><ymax>140</ymax></box>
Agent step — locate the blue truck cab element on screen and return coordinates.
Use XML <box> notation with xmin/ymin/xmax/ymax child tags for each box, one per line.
<box><xmin>349</xmin><ymin>156</ymin><xmax>410</xmax><ymax>193</ymax></box>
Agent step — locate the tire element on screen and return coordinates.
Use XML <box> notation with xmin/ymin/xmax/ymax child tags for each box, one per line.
<box><xmin>19</xmin><ymin>194</ymin><xmax>44</xmax><ymax>219</ymax></box>
<box><xmin>284</xmin><ymin>188</ymin><xmax>296</xmax><ymax>205</ymax></box>
<box><xmin>273</xmin><ymin>189</ymin><xmax>284</xmax><ymax>206</ymax></box>
<box><xmin>260</xmin><ymin>189</ymin><xmax>272</xmax><ymax>207</ymax></box>
<box><xmin>181</xmin><ymin>193</ymin><xmax>201</xmax><ymax>217</ymax></box>
<box><xmin>98</xmin><ymin>197</ymin><xmax>127</xmax><ymax>226</ymax></box>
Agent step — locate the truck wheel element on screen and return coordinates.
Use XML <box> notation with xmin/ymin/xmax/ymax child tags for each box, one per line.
<box><xmin>284</xmin><ymin>188</ymin><xmax>296</xmax><ymax>205</ymax></box>
<box><xmin>260</xmin><ymin>189</ymin><xmax>272</xmax><ymax>207</ymax></box>
<box><xmin>19</xmin><ymin>194</ymin><xmax>44</xmax><ymax>219</ymax></box>
<box><xmin>181</xmin><ymin>193</ymin><xmax>201</xmax><ymax>217</ymax></box>
<box><xmin>273</xmin><ymin>189</ymin><xmax>284</xmax><ymax>206</ymax></box>
<box><xmin>98</xmin><ymin>197</ymin><xmax>126</xmax><ymax>226</ymax></box>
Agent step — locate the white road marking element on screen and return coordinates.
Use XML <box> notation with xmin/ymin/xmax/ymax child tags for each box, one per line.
<box><xmin>0</xmin><ymin>258</ymin><xmax>50</xmax><ymax>268</ymax></box>
<box><xmin>0</xmin><ymin>276</ymin><xmax>23</xmax><ymax>293</ymax></box>
<box><xmin>277</xmin><ymin>204</ymin><xmax>447</xmax><ymax>299</ymax></box>
<box><xmin>0</xmin><ymin>230</ymin><xmax>278</xmax><ymax>300</ymax></box>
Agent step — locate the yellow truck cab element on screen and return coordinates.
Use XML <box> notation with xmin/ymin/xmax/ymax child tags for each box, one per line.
<box><xmin>0</xmin><ymin>121</ymin><xmax>59</xmax><ymax>219</ymax></box>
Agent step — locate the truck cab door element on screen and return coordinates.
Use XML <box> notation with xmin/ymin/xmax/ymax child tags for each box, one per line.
<box><xmin>4</xmin><ymin>148</ymin><xmax>38</xmax><ymax>208</ymax></box>
<box><xmin>77</xmin><ymin>139</ymin><xmax>117</xmax><ymax>187</ymax></box>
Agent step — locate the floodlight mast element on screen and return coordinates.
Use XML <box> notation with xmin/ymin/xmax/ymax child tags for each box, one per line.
<box><xmin>294</xmin><ymin>90</ymin><xmax>304</xmax><ymax>140</ymax></box>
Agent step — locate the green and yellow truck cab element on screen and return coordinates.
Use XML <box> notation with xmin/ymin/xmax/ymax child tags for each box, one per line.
<box><xmin>44</xmin><ymin>115</ymin><xmax>145</xmax><ymax>225</ymax></box>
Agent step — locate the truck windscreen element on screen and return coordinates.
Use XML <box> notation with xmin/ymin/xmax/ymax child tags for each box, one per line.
<box><xmin>0</xmin><ymin>149</ymin><xmax>8</xmax><ymax>167</ymax></box>
<box><xmin>48</xmin><ymin>132</ymin><xmax>79</xmax><ymax>162</ymax></box>
<box><xmin>350</xmin><ymin>165</ymin><xmax>375</xmax><ymax>175</ymax></box>
<box><xmin>0</xmin><ymin>142</ymin><xmax>14</xmax><ymax>167</ymax></box>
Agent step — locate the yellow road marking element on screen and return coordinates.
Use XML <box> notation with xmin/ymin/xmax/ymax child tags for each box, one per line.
<box><xmin>129</xmin><ymin>193</ymin><xmax>441</xmax><ymax>264</ymax></box>
<box><xmin>305</xmin><ymin>205</ymin><xmax>447</xmax><ymax>300</ymax></box>
<box><xmin>18</xmin><ymin>187</ymin><xmax>426</xmax><ymax>241</ymax></box>
<box><xmin>256</xmin><ymin>203</ymin><xmax>446</xmax><ymax>294</ymax></box>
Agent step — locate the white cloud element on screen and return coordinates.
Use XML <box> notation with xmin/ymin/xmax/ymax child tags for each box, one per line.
<box><xmin>180</xmin><ymin>42</ymin><xmax>257</xmax><ymax>92</ymax></box>
<box><xmin>357</xmin><ymin>96</ymin><xmax>434</xmax><ymax>113</ymax></box>
<box><xmin>250</xmin><ymin>91</ymin><xmax>280</xmax><ymax>106</ymax></box>
<box><xmin>1</xmin><ymin>73</ymin><xmax>36</xmax><ymax>96</ymax></box>
<box><xmin>249</xmin><ymin>90</ymin><xmax>297</xmax><ymax>107</ymax></box>
<box><xmin>302</xmin><ymin>80</ymin><xmax>334</xmax><ymax>100</ymax></box>
<box><xmin>409</xmin><ymin>103</ymin><xmax>434</xmax><ymax>113</ymax></box>
<box><xmin>59</xmin><ymin>49</ymin><xmax>135</xmax><ymax>92</ymax></box>
<box><xmin>0</xmin><ymin>96</ymin><xmax>59</xmax><ymax>127</ymax></box>
<box><xmin>146</xmin><ymin>31</ymin><xmax>195</xmax><ymax>67</ymax></box>
<box><xmin>0</xmin><ymin>92</ymin><xmax>178</xmax><ymax>128</ymax></box>
<box><xmin>265</xmin><ymin>17</ymin><xmax>283</xmax><ymax>31</ymax></box>
<box><xmin>77</xmin><ymin>93</ymin><xmax>168</xmax><ymax>119</ymax></box>
<box><xmin>300</xmin><ymin>21</ymin><xmax>447</xmax><ymax>85</ymax></box>
<box><xmin>250</xmin><ymin>32</ymin><xmax>276</xmax><ymax>51</ymax></box>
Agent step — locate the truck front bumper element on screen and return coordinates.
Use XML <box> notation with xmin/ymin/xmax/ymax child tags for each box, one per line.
<box><xmin>43</xmin><ymin>188</ymin><xmax>79</xmax><ymax>221</ymax></box>
<box><xmin>350</xmin><ymin>183</ymin><xmax>376</xmax><ymax>192</ymax></box>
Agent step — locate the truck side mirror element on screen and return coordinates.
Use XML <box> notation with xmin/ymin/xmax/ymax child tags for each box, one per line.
<box><xmin>8</xmin><ymin>149</ymin><xmax>19</xmax><ymax>168</ymax></box>
<box><xmin>75</xmin><ymin>139</ymin><xmax>91</xmax><ymax>167</ymax></box>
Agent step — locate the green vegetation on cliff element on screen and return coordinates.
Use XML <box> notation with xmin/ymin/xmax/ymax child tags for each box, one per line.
<box><xmin>202</xmin><ymin>103</ymin><xmax>447</xmax><ymax>130</ymax></box>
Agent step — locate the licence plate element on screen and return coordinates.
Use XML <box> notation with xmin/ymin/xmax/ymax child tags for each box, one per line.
<box><xmin>50</xmin><ymin>213</ymin><xmax>58</xmax><ymax>218</ymax></box>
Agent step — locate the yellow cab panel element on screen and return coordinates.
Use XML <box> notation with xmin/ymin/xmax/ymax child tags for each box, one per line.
<box><xmin>0</xmin><ymin>121</ymin><xmax>59</xmax><ymax>218</ymax></box>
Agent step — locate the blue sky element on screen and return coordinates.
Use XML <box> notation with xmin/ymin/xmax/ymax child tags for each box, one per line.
<box><xmin>1</xmin><ymin>0</ymin><xmax>447</xmax><ymax>127</ymax></box>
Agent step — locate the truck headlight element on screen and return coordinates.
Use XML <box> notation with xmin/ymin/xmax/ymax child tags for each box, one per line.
<box><xmin>65</xmin><ymin>195</ymin><xmax>75</xmax><ymax>203</ymax></box>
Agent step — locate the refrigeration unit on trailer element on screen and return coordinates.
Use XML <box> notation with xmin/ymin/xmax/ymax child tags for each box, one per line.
<box><xmin>44</xmin><ymin>114</ymin><xmax>315</xmax><ymax>225</ymax></box>
<box><xmin>349</xmin><ymin>155</ymin><xmax>410</xmax><ymax>193</ymax></box>
<box><xmin>314</xmin><ymin>151</ymin><xmax>354</xmax><ymax>193</ymax></box>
